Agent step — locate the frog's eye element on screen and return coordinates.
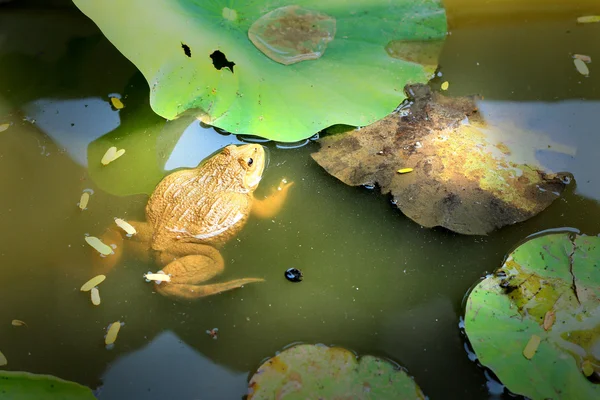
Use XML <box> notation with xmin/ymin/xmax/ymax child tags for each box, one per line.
<box><xmin>247</xmin><ymin>158</ymin><xmax>254</xmax><ymax>167</ymax></box>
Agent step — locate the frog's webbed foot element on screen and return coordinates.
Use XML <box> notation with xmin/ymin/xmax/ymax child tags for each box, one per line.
<box><xmin>155</xmin><ymin>245</ymin><xmax>264</xmax><ymax>300</ymax></box>
<box><xmin>251</xmin><ymin>178</ymin><xmax>294</xmax><ymax>219</ymax></box>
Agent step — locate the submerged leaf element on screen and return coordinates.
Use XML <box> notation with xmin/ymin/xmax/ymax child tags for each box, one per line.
<box><xmin>85</xmin><ymin>236</ymin><xmax>113</xmax><ymax>256</ymax></box>
<box><xmin>80</xmin><ymin>275</ymin><xmax>106</xmax><ymax>291</ymax></box>
<box><xmin>0</xmin><ymin>371</ymin><xmax>96</xmax><ymax>399</ymax></box>
<box><xmin>0</xmin><ymin>123</ymin><xmax>9</xmax><ymax>133</ymax></box>
<box><xmin>72</xmin><ymin>0</ymin><xmax>447</xmax><ymax>141</ymax></box>
<box><xmin>11</xmin><ymin>320</ymin><xmax>27</xmax><ymax>327</ymax></box>
<box><xmin>248</xmin><ymin>344</ymin><xmax>426</xmax><ymax>399</ymax></box>
<box><xmin>114</xmin><ymin>218</ymin><xmax>136</xmax><ymax>235</ymax></box>
<box><xmin>105</xmin><ymin>321</ymin><xmax>121</xmax><ymax>345</ymax></box>
<box><xmin>78</xmin><ymin>192</ymin><xmax>90</xmax><ymax>210</ymax></box>
<box><xmin>574</xmin><ymin>58</ymin><xmax>590</xmax><ymax>76</ymax></box>
<box><xmin>90</xmin><ymin>287</ymin><xmax>101</xmax><ymax>306</ymax></box>
<box><xmin>464</xmin><ymin>232</ymin><xmax>600</xmax><ymax>399</ymax></box>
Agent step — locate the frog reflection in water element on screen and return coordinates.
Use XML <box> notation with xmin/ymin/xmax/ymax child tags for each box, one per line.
<box><xmin>101</xmin><ymin>144</ymin><xmax>293</xmax><ymax>299</ymax></box>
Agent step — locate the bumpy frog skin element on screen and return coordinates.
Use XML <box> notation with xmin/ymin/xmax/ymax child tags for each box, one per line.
<box><xmin>99</xmin><ymin>144</ymin><xmax>293</xmax><ymax>299</ymax></box>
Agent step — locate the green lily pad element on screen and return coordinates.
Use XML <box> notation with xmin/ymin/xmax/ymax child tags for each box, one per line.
<box><xmin>0</xmin><ymin>371</ymin><xmax>96</xmax><ymax>399</ymax></box>
<box><xmin>72</xmin><ymin>0</ymin><xmax>447</xmax><ymax>141</ymax></box>
<box><xmin>464</xmin><ymin>232</ymin><xmax>600</xmax><ymax>399</ymax></box>
<box><xmin>247</xmin><ymin>344</ymin><xmax>425</xmax><ymax>399</ymax></box>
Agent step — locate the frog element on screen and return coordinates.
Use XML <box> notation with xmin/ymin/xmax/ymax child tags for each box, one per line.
<box><xmin>98</xmin><ymin>144</ymin><xmax>293</xmax><ymax>299</ymax></box>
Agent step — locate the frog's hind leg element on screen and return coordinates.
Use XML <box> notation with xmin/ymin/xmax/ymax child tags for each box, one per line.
<box><xmin>92</xmin><ymin>221</ymin><xmax>152</xmax><ymax>274</ymax></box>
<box><xmin>155</xmin><ymin>244</ymin><xmax>264</xmax><ymax>299</ymax></box>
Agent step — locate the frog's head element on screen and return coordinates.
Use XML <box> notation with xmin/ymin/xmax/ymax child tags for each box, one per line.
<box><xmin>223</xmin><ymin>144</ymin><xmax>266</xmax><ymax>189</ymax></box>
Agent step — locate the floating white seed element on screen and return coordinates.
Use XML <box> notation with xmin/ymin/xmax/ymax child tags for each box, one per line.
<box><xmin>0</xmin><ymin>349</ymin><xmax>6</xmax><ymax>366</ymax></box>
<box><xmin>91</xmin><ymin>287</ymin><xmax>101</xmax><ymax>306</ymax></box>
<box><xmin>105</xmin><ymin>321</ymin><xmax>121</xmax><ymax>345</ymax></box>
<box><xmin>0</xmin><ymin>123</ymin><xmax>9</xmax><ymax>133</ymax></box>
<box><xmin>81</xmin><ymin>275</ymin><xmax>106</xmax><ymax>292</ymax></box>
<box><xmin>11</xmin><ymin>319</ymin><xmax>27</xmax><ymax>327</ymax></box>
<box><xmin>85</xmin><ymin>236</ymin><xmax>113</xmax><ymax>256</ymax></box>
<box><xmin>115</xmin><ymin>218</ymin><xmax>136</xmax><ymax>235</ymax></box>
<box><xmin>573</xmin><ymin>54</ymin><xmax>592</xmax><ymax>63</ymax></box>
<box><xmin>577</xmin><ymin>15</ymin><xmax>600</xmax><ymax>23</ymax></box>
<box><xmin>441</xmin><ymin>81</ymin><xmax>449</xmax><ymax>90</ymax></box>
<box><xmin>144</xmin><ymin>273</ymin><xmax>171</xmax><ymax>282</ymax></box>
<box><xmin>78</xmin><ymin>192</ymin><xmax>90</xmax><ymax>210</ymax></box>
<box><xmin>574</xmin><ymin>58</ymin><xmax>589</xmax><ymax>76</ymax></box>
<box><xmin>101</xmin><ymin>147</ymin><xmax>125</xmax><ymax>165</ymax></box>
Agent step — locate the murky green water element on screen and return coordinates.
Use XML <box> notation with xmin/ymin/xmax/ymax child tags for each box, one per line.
<box><xmin>1</xmin><ymin>1</ymin><xmax>600</xmax><ymax>399</ymax></box>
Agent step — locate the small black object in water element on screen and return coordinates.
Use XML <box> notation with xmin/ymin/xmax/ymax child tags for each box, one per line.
<box><xmin>285</xmin><ymin>268</ymin><xmax>303</xmax><ymax>282</ymax></box>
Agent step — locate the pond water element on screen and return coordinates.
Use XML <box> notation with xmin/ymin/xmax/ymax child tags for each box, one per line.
<box><xmin>1</xmin><ymin>0</ymin><xmax>600</xmax><ymax>399</ymax></box>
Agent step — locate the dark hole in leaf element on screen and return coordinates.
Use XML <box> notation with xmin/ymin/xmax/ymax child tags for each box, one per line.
<box><xmin>210</xmin><ymin>50</ymin><xmax>235</xmax><ymax>73</ymax></box>
<box><xmin>181</xmin><ymin>43</ymin><xmax>191</xmax><ymax>57</ymax></box>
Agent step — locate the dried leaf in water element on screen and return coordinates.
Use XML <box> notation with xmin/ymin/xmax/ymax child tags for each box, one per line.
<box><xmin>78</xmin><ymin>192</ymin><xmax>90</xmax><ymax>210</ymax></box>
<box><xmin>81</xmin><ymin>275</ymin><xmax>106</xmax><ymax>292</ymax></box>
<box><xmin>0</xmin><ymin>350</ymin><xmax>6</xmax><ymax>366</ymax></box>
<box><xmin>577</xmin><ymin>15</ymin><xmax>600</xmax><ymax>23</ymax></box>
<box><xmin>441</xmin><ymin>81</ymin><xmax>449</xmax><ymax>90</ymax></box>
<box><xmin>85</xmin><ymin>236</ymin><xmax>113</xmax><ymax>256</ymax></box>
<box><xmin>523</xmin><ymin>334</ymin><xmax>541</xmax><ymax>359</ymax></box>
<box><xmin>397</xmin><ymin>168</ymin><xmax>414</xmax><ymax>174</ymax></box>
<box><xmin>542</xmin><ymin>310</ymin><xmax>555</xmax><ymax>331</ymax></box>
<box><xmin>101</xmin><ymin>147</ymin><xmax>126</xmax><ymax>166</ymax></box>
<box><xmin>0</xmin><ymin>123</ymin><xmax>9</xmax><ymax>133</ymax></box>
<box><xmin>90</xmin><ymin>287</ymin><xmax>101</xmax><ymax>306</ymax></box>
<box><xmin>105</xmin><ymin>321</ymin><xmax>121</xmax><ymax>345</ymax></box>
<box><xmin>114</xmin><ymin>218</ymin><xmax>136</xmax><ymax>235</ymax></box>
<box><xmin>11</xmin><ymin>320</ymin><xmax>27</xmax><ymax>327</ymax></box>
<box><xmin>582</xmin><ymin>360</ymin><xmax>594</xmax><ymax>377</ymax></box>
<box><xmin>110</xmin><ymin>97</ymin><xmax>124</xmax><ymax>109</ymax></box>
<box><xmin>144</xmin><ymin>273</ymin><xmax>171</xmax><ymax>282</ymax></box>
<box><xmin>573</xmin><ymin>54</ymin><xmax>592</xmax><ymax>63</ymax></box>
<box><xmin>574</xmin><ymin>58</ymin><xmax>590</xmax><ymax>76</ymax></box>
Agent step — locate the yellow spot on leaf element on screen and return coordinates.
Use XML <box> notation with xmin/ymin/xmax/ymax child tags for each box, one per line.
<box><xmin>81</xmin><ymin>275</ymin><xmax>106</xmax><ymax>292</ymax></box>
<box><xmin>573</xmin><ymin>54</ymin><xmax>592</xmax><ymax>63</ymax></box>
<box><xmin>105</xmin><ymin>321</ymin><xmax>121</xmax><ymax>345</ymax></box>
<box><xmin>0</xmin><ymin>123</ymin><xmax>9</xmax><ymax>133</ymax></box>
<box><xmin>115</xmin><ymin>218</ymin><xmax>136</xmax><ymax>235</ymax></box>
<box><xmin>110</xmin><ymin>97</ymin><xmax>124</xmax><ymax>109</ymax></box>
<box><xmin>582</xmin><ymin>360</ymin><xmax>594</xmax><ymax>377</ymax></box>
<box><xmin>523</xmin><ymin>334</ymin><xmax>541</xmax><ymax>359</ymax></box>
<box><xmin>11</xmin><ymin>320</ymin><xmax>27</xmax><ymax>327</ymax></box>
<box><xmin>577</xmin><ymin>15</ymin><xmax>600</xmax><ymax>23</ymax></box>
<box><xmin>397</xmin><ymin>168</ymin><xmax>414</xmax><ymax>174</ymax></box>
<box><xmin>441</xmin><ymin>81</ymin><xmax>449</xmax><ymax>90</ymax></box>
<box><xmin>85</xmin><ymin>236</ymin><xmax>113</xmax><ymax>256</ymax></box>
<box><xmin>91</xmin><ymin>287</ymin><xmax>101</xmax><ymax>306</ymax></box>
<box><xmin>222</xmin><ymin>7</ymin><xmax>237</xmax><ymax>21</ymax></box>
<box><xmin>79</xmin><ymin>192</ymin><xmax>90</xmax><ymax>210</ymax></box>
<box><xmin>101</xmin><ymin>146</ymin><xmax>125</xmax><ymax>165</ymax></box>
<box><xmin>542</xmin><ymin>310</ymin><xmax>555</xmax><ymax>331</ymax></box>
<box><xmin>0</xmin><ymin>350</ymin><xmax>6</xmax><ymax>366</ymax></box>
<box><xmin>574</xmin><ymin>58</ymin><xmax>590</xmax><ymax>76</ymax></box>
<box><xmin>144</xmin><ymin>273</ymin><xmax>171</xmax><ymax>282</ymax></box>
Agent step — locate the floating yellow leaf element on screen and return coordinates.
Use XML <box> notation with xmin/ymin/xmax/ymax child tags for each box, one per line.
<box><xmin>523</xmin><ymin>334</ymin><xmax>541</xmax><ymax>359</ymax></box>
<box><xmin>0</xmin><ymin>350</ymin><xmax>6</xmax><ymax>366</ymax></box>
<box><xmin>542</xmin><ymin>310</ymin><xmax>555</xmax><ymax>331</ymax></box>
<box><xmin>78</xmin><ymin>192</ymin><xmax>90</xmax><ymax>210</ymax></box>
<box><xmin>573</xmin><ymin>54</ymin><xmax>591</xmax><ymax>63</ymax></box>
<box><xmin>11</xmin><ymin>319</ymin><xmax>27</xmax><ymax>327</ymax></box>
<box><xmin>582</xmin><ymin>360</ymin><xmax>594</xmax><ymax>377</ymax></box>
<box><xmin>91</xmin><ymin>287</ymin><xmax>101</xmax><ymax>306</ymax></box>
<box><xmin>397</xmin><ymin>168</ymin><xmax>414</xmax><ymax>174</ymax></box>
<box><xmin>114</xmin><ymin>218</ymin><xmax>137</xmax><ymax>235</ymax></box>
<box><xmin>577</xmin><ymin>15</ymin><xmax>600</xmax><ymax>23</ymax></box>
<box><xmin>574</xmin><ymin>58</ymin><xmax>590</xmax><ymax>76</ymax></box>
<box><xmin>105</xmin><ymin>321</ymin><xmax>121</xmax><ymax>345</ymax></box>
<box><xmin>144</xmin><ymin>273</ymin><xmax>171</xmax><ymax>282</ymax></box>
<box><xmin>110</xmin><ymin>97</ymin><xmax>124</xmax><ymax>109</ymax></box>
<box><xmin>80</xmin><ymin>275</ymin><xmax>106</xmax><ymax>292</ymax></box>
<box><xmin>101</xmin><ymin>146</ymin><xmax>125</xmax><ymax>165</ymax></box>
<box><xmin>441</xmin><ymin>81</ymin><xmax>449</xmax><ymax>90</ymax></box>
<box><xmin>0</xmin><ymin>123</ymin><xmax>9</xmax><ymax>133</ymax></box>
<box><xmin>85</xmin><ymin>236</ymin><xmax>113</xmax><ymax>256</ymax></box>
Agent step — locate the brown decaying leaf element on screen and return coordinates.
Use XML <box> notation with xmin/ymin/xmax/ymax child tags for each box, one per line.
<box><xmin>311</xmin><ymin>84</ymin><xmax>570</xmax><ymax>235</ymax></box>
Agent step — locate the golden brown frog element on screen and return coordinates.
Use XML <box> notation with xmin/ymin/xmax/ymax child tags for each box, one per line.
<box><xmin>101</xmin><ymin>144</ymin><xmax>293</xmax><ymax>299</ymax></box>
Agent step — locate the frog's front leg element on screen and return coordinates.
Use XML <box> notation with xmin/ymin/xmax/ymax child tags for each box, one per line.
<box><xmin>154</xmin><ymin>243</ymin><xmax>264</xmax><ymax>300</ymax></box>
<box><xmin>252</xmin><ymin>178</ymin><xmax>294</xmax><ymax>219</ymax></box>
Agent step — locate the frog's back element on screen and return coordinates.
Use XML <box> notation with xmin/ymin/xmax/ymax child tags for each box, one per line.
<box><xmin>146</xmin><ymin>157</ymin><xmax>252</xmax><ymax>250</ymax></box>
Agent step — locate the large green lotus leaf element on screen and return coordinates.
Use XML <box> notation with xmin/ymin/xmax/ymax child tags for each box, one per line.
<box><xmin>71</xmin><ymin>0</ymin><xmax>447</xmax><ymax>141</ymax></box>
<box><xmin>247</xmin><ymin>344</ymin><xmax>425</xmax><ymax>399</ymax></box>
<box><xmin>464</xmin><ymin>232</ymin><xmax>600</xmax><ymax>399</ymax></box>
<box><xmin>0</xmin><ymin>371</ymin><xmax>96</xmax><ymax>399</ymax></box>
